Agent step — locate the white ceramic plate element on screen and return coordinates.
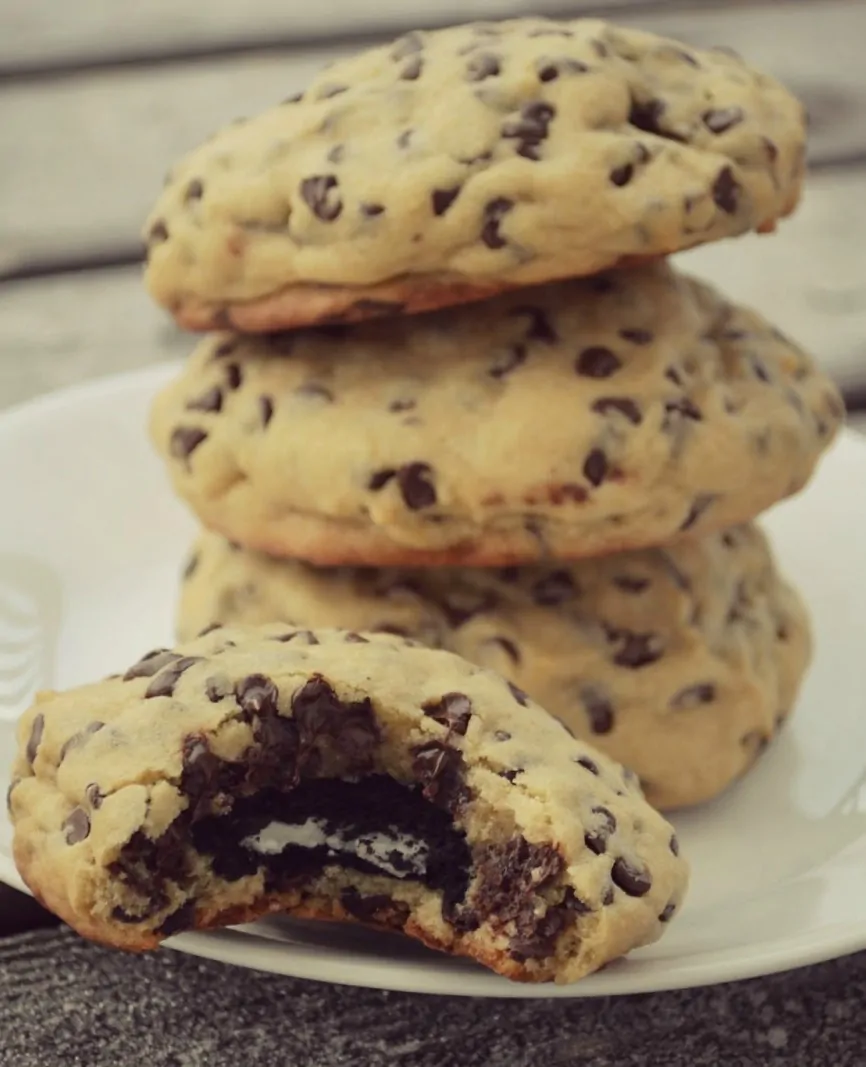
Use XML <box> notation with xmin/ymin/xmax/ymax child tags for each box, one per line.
<box><xmin>1</xmin><ymin>364</ymin><xmax>865</xmax><ymax>998</ymax></box>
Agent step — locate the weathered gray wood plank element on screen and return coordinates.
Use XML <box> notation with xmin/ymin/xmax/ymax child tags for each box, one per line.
<box><xmin>1</xmin><ymin>0</ymin><xmax>864</xmax><ymax>278</ymax></box>
<box><xmin>0</xmin><ymin>0</ymin><xmax>709</xmax><ymax>69</ymax></box>
<box><xmin>1</xmin><ymin>168</ymin><xmax>865</xmax><ymax>413</ymax></box>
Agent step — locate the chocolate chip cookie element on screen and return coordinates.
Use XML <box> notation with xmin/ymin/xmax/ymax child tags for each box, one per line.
<box><xmin>9</xmin><ymin>625</ymin><xmax>688</xmax><ymax>983</ymax></box>
<box><xmin>143</xmin><ymin>17</ymin><xmax>806</xmax><ymax>331</ymax></box>
<box><xmin>177</xmin><ymin>524</ymin><xmax>810</xmax><ymax>810</ymax></box>
<box><xmin>150</xmin><ymin>264</ymin><xmax>843</xmax><ymax>566</ymax></box>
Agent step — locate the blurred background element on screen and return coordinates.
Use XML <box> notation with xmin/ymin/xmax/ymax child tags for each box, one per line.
<box><xmin>0</xmin><ymin>0</ymin><xmax>865</xmax><ymax>415</ymax></box>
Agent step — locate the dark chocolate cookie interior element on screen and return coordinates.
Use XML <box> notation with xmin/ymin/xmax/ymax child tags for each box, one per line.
<box><xmin>192</xmin><ymin>775</ymin><xmax>472</xmax><ymax>903</ymax></box>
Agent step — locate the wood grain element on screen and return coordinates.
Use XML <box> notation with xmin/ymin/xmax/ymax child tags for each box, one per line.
<box><xmin>0</xmin><ymin>0</ymin><xmax>710</xmax><ymax>69</ymax></box>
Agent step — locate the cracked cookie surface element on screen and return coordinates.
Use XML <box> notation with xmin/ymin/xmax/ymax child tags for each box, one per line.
<box><xmin>150</xmin><ymin>263</ymin><xmax>843</xmax><ymax>566</ymax></box>
<box><xmin>143</xmin><ymin>17</ymin><xmax>806</xmax><ymax>331</ymax></box>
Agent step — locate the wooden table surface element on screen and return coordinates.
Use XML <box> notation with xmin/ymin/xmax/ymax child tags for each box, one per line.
<box><xmin>1</xmin><ymin>0</ymin><xmax>865</xmax><ymax>937</ymax></box>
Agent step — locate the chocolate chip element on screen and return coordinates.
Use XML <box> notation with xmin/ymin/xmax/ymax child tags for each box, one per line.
<box><xmin>236</xmin><ymin>674</ymin><xmax>280</xmax><ymax>718</ymax></box>
<box><xmin>489</xmin><ymin>344</ymin><xmax>526</xmax><ymax>379</ymax></box>
<box><xmin>438</xmin><ymin>590</ymin><xmax>497</xmax><ymax>629</ymax></box>
<box><xmin>583</xmin><ymin>449</ymin><xmax>608</xmax><ymax>488</ymax></box>
<box><xmin>575</xmin><ymin>755</ymin><xmax>599</xmax><ymax>775</ymax></box>
<box><xmin>585</xmin><ymin>806</ymin><xmax>616</xmax><ymax>855</ymax></box>
<box><xmin>532</xmin><ymin>570</ymin><xmax>576</xmax><ymax>606</ymax></box>
<box><xmin>670</xmin><ymin>834</ymin><xmax>680</xmax><ymax>857</ymax></box>
<box><xmin>26</xmin><ymin>714</ymin><xmax>44</xmax><ymax>765</ymax></box>
<box><xmin>611</xmin><ymin>857</ymin><xmax>652</xmax><ymax>897</ymax></box>
<box><xmin>205</xmin><ymin>676</ymin><xmax>228</xmax><ymax>703</ymax></box>
<box><xmin>612</xmin><ymin>632</ymin><xmax>663</xmax><ymax>669</ymax></box>
<box><xmin>680</xmin><ymin>494</ymin><xmax>716</xmax><ymax>532</ymax></box>
<box><xmin>148</xmin><ymin>220</ymin><xmax>169</xmax><ymax>243</ymax></box>
<box><xmin>158</xmin><ymin>901</ymin><xmax>197</xmax><ymax>937</ymax></box>
<box><xmin>63</xmin><ymin>808</ymin><xmax>91</xmax><ymax>845</ymax></box>
<box><xmin>432</xmin><ymin>186</ymin><xmax>462</xmax><ymax>217</ymax></box>
<box><xmin>592</xmin><ymin>397</ymin><xmax>643</xmax><ymax>425</ymax></box>
<box><xmin>494</xmin><ymin>730</ymin><xmax>511</xmax><ymax>742</ymax></box>
<box><xmin>123</xmin><ymin>649</ymin><xmax>178</xmax><ymax>681</ymax></box>
<box><xmin>602</xmin><ymin>885</ymin><xmax>615</xmax><ymax>906</ymax></box>
<box><xmin>300</xmin><ymin>175</ymin><xmax>342</xmax><ymax>222</ymax></box>
<box><xmin>486</xmin><ymin>636</ymin><xmax>520</xmax><ymax>664</ymax></box>
<box><xmin>184</xmin><ymin>179</ymin><xmax>204</xmax><ymax>202</ymax></box>
<box><xmin>664</xmin><ymin>397</ymin><xmax>702</xmax><ymax>422</ymax></box>
<box><xmin>659</xmin><ymin>903</ymin><xmax>677</xmax><ymax>923</ymax></box>
<box><xmin>144</xmin><ymin>656</ymin><xmax>202</xmax><ymax>699</ymax></box>
<box><xmin>671</xmin><ymin>683</ymin><xmax>716</xmax><ymax>709</ymax></box>
<box><xmin>511</xmin><ymin>306</ymin><xmax>558</xmax><ymax>344</ymax></box>
<box><xmin>613</xmin><ymin>575</ymin><xmax>649</xmax><ymax>593</ymax></box>
<box><xmin>507</xmin><ymin>681</ymin><xmax>529</xmax><ymax>707</ymax></box>
<box><xmin>619</xmin><ymin>328</ymin><xmax>653</xmax><ymax>345</ymax></box>
<box><xmin>59</xmin><ymin>722</ymin><xmax>104</xmax><ymax>762</ymax></box>
<box><xmin>180</xmin><ymin>734</ymin><xmax>222</xmax><ymax>815</ymax></box>
<box><xmin>537</xmin><ymin>58</ymin><xmax>587</xmax><ymax>82</ymax></box>
<box><xmin>628</xmin><ymin>97</ymin><xmax>684</xmax><ymax>142</ymax></box>
<box><xmin>391</xmin><ymin>31</ymin><xmax>424</xmax><ymax>60</ymax></box>
<box><xmin>396</xmin><ymin>129</ymin><xmax>413</xmax><ymax>149</ymax></box>
<box><xmin>288</xmin><ymin>676</ymin><xmax>341</xmax><ymax>742</ymax></box>
<box><xmin>751</xmin><ymin>358</ymin><xmax>770</xmax><ymax>383</ymax></box>
<box><xmin>466</xmin><ymin>52</ymin><xmax>500</xmax><ymax>80</ymax></box>
<box><xmin>388</xmin><ymin>398</ymin><xmax>416</xmax><ymax>414</ymax></box>
<box><xmin>712</xmin><ymin>166</ymin><xmax>740</xmax><ymax>214</ymax></box>
<box><xmin>224</xmin><ymin>364</ymin><xmax>242</xmax><ymax>390</ymax></box>
<box><xmin>423</xmin><ymin>692</ymin><xmax>473</xmax><ymax>736</ymax></box>
<box><xmin>609</xmin><ymin>163</ymin><xmax>634</xmax><ymax>187</ymax></box>
<box><xmin>170</xmin><ymin>427</ymin><xmax>207</xmax><ymax>463</ymax></box>
<box><xmin>397</xmin><ymin>462</ymin><xmax>436</xmax><ymax>510</ymax></box>
<box><xmin>85</xmin><ymin>783</ymin><xmax>104</xmax><ymax>809</ymax></box>
<box><xmin>576</xmin><ymin>346</ymin><xmax>621</xmax><ymax>378</ymax></box>
<box><xmin>481</xmin><ymin>198</ymin><xmax>513</xmax><ymax>250</ymax></box>
<box><xmin>411</xmin><ymin>740</ymin><xmax>468</xmax><ymax>810</ymax></box>
<box><xmin>212</xmin><ymin>339</ymin><xmax>237</xmax><ymax>360</ymax></box>
<box><xmin>582</xmin><ymin>690</ymin><xmax>614</xmax><ymax>734</ymax></box>
<box><xmin>361</xmin><ymin>202</ymin><xmax>385</xmax><ymax>218</ymax></box>
<box><xmin>400</xmin><ymin>57</ymin><xmax>423</xmax><ymax>80</ymax></box>
<box><xmin>703</xmin><ymin>107</ymin><xmax>744</xmax><ymax>134</ymax></box>
<box><xmin>499</xmin><ymin>769</ymin><xmax>520</xmax><ymax>783</ymax></box>
<box><xmin>502</xmin><ymin>102</ymin><xmax>556</xmax><ymax>160</ymax></box>
<box><xmin>259</xmin><ymin>396</ymin><xmax>275</xmax><ymax>428</ymax></box>
<box><xmin>186</xmin><ymin>386</ymin><xmax>223</xmax><ymax>413</ymax></box>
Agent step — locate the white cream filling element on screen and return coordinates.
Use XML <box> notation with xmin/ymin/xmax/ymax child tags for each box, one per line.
<box><xmin>241</xmin><ymin>818</ymin><xmax>429</xmax><ymax>879</ymax></box>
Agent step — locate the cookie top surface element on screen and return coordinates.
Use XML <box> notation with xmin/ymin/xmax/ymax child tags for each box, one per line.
<box><xmin>177</xmin><ymin>524</ymin><xmax>811</xmax><ymax>809</ymax></box>
<box><xmin>150</xmin><ymin>263</ymin><xmax>843</xmax><ymax>566</ymax></box>
<box><xmin>10</xmin><ymin>624</ymin><xmax>687</xmax><ymax>970</ymax></box>
<box><xmin>143</xmin><ymin>17</ymin><xmax>806</xmax><ymax>329</ymax></box>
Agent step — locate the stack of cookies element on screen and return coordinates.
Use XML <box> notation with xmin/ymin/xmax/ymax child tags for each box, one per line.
<box><xmin>8</xmin><ymin>16</ymin><xmax>845</xmax><ymax>986</ymax></box>
<box><xmin>145</xmin><ymin>16</ymin><xmax>842</xmax><ymax>812</ymax></box>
